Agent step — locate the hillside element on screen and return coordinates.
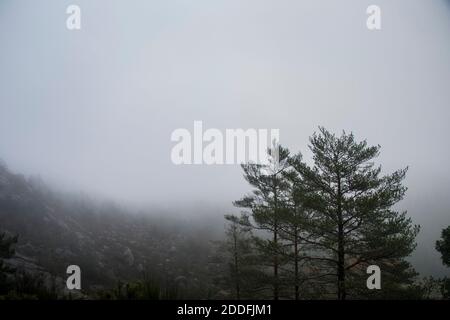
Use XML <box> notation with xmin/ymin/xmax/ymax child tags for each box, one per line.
<box><xmin>0</xmin><ymin>161</ymin><xmax>214</xmax><ymax>298</ymax></box>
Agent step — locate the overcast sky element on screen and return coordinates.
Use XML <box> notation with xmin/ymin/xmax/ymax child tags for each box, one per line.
<box><xmin>1</xmin><ymin>0</ymin><xmax>450</xmax><ymax>276</ymax></box>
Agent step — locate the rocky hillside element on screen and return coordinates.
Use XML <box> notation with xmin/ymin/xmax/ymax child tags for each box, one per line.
<box><xmin>0</xmin><ymin>161</ymin><xmax>214</xmax><ymax>298</ymax></box>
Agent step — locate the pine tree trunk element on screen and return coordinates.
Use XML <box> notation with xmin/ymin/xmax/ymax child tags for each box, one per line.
<box><xmin>337</xmin><ymin>222</ymin><xmax>345</xmax><ymax>300</ymax></box>
<box><xmin>233</xmin><ymin>229</ymin><xmax>240</xmax><ymax>300</ymax></box>
<box><xmin>273</xmin><ymin>227</ymin><xmax>279</xmax><ymax>300</ymax></box>
<box><xmin>337</xmin><ymin>173</ymin><xmax>346</xmax><ymax>300</ymax></box>
<box><xmin>273</xmin><ymin>181</ymin><xmax>279</xmax><ymax>300</ymax></box>
<box><xmin>294</xmin><ymin>228</ymin><xmax>299</xmax><ymax>300</ymax></box>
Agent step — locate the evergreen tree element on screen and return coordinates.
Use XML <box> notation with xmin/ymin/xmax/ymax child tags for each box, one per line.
<box><xmin>211</xmin><ymin>214</ymin><xmax>258</xmax><ymax>299</ymax></box>
<box><xmin>436</xmin><ymin>226</ymin><xmax>450</xmax><ymax>267</ymax></box>
<box><xmin>234</xmin><ymin>146</ymin><xmax>292</xmax><ymax>299</ymax></box>
<box><xmin>278</xmin><ymin>155</ymin><xmax>317</xmax><ymax>300</ymax></box>
<box><xmin>436</xmin><ymin>226</ymin><xmax>450</xmax><ymax>298</ymax></box>
<box><xmin>224</xmin><ymin>215</ymin><xmax>249</xmax><ymax>299</ymax></box>
<box><xmin>291</xmin><ymin>127</ymin><xmax>419</xmax><ymax>299</ymax></box>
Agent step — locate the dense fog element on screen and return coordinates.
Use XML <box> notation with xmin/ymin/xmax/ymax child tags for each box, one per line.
<box><xmin>0</xmin><ymin>0</ymin><xmax>449</xmax><ymax>287</ymax></box>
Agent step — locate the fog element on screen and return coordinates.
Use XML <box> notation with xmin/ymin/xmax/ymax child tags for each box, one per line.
<box><xmin>0</xmin><ymin>0</ymin><xmax>450</xmax><ymax>276</ymax></box>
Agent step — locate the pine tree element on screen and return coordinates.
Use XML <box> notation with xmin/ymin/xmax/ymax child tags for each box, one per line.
<box><xmin>436</xmin><ymin>226</ymin><xmax>450</xmax><ymax>298</ymax></box>
<box><xmin>215</xmin><ymin>214</ymin><xmax>256</xmax><ymax>299</ymax></box>
<box><xmin>436</xmin><ymin>226</ymin><xmax>450</xmax><ymax>267</ymax></box>
<box><xmin>291</xmin><ymin>127</ymin><xmax>419</xmax><ymax>299</ymax></box>
<box><xmin>234</xmin><ymin>146</ymin><xmax>292</xmax><ymax>299</ymax></box>
<box><xmin>277</xmin><ymin>154</ymin><xmax>316</xmax><ymax>300</ymax></box>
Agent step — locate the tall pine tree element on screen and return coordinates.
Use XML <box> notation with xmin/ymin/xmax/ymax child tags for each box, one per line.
<box><xmin>234</xmin><ymin>146</ymin><xmax>292</xmax><ymax>299</ymax></box>
<box><xmin>291</xmin><ymin>127</ymin><xmax>419</xmax><ymax>299</ymax></box>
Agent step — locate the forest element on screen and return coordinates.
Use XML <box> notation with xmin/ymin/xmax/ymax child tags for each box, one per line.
<box><xmin>1</xmin><ymin>127</ymin><xmax>449</xmax><ymax>300</ymax></box>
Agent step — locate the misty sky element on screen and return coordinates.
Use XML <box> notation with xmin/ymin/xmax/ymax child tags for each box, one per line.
<box><xmin>1</xmin><ymin>0</ymin><xmax>450</xmax><ymax>276</ymax></box>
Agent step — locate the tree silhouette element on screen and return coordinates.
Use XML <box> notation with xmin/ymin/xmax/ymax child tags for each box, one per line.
<box><xmin>436</xmin><ymin>226</ymin><xmax>450</xmax><ymax>267</ymax></box>
<box><xmin>290</xmin><ymin>127</ymin><xmax>419</xmax><ymax>299</ymax></box>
